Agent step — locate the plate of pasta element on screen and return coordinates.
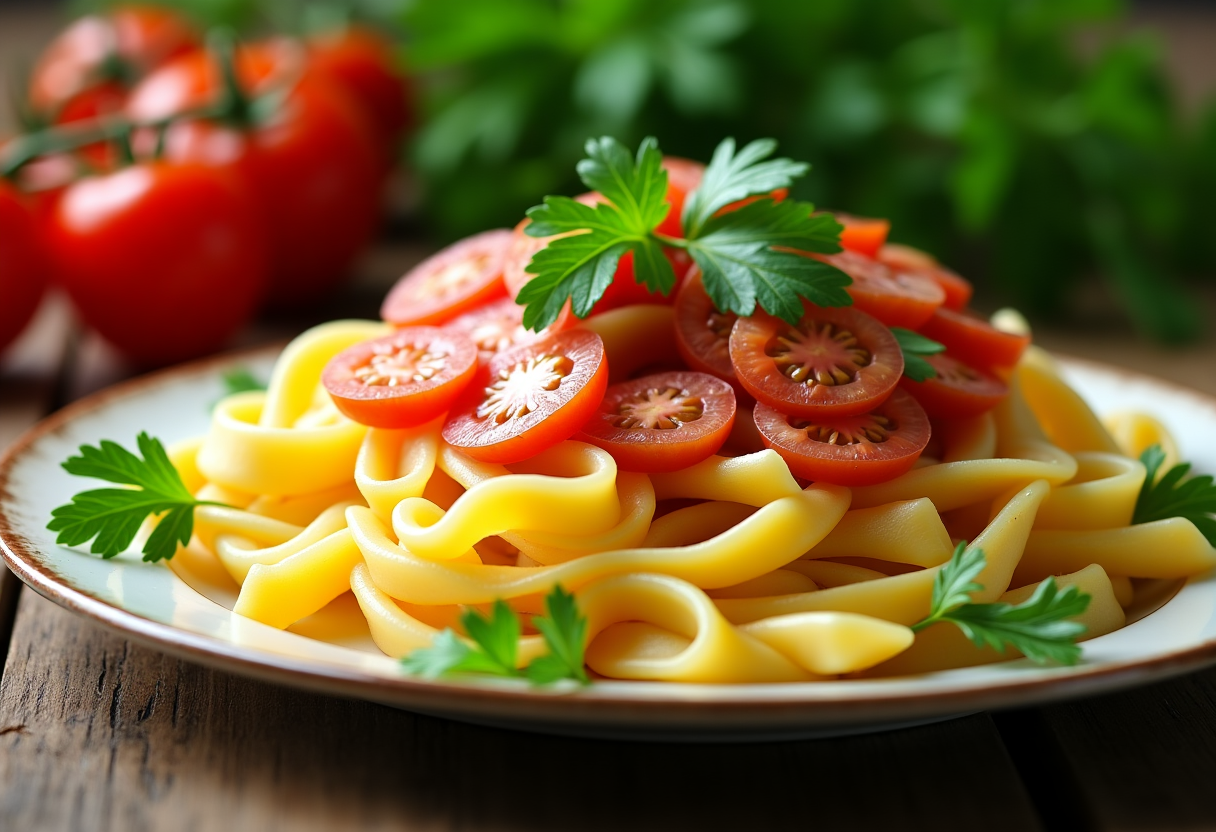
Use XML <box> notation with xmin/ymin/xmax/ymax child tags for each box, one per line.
<box><xmin>3</xmin><ymin>137</ymin><xmax>1216</xmax><ymax>740</ymax></box>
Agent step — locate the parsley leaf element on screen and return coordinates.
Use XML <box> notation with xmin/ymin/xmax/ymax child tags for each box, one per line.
<box><xmin>681</xmin><ymin>137</ymin><xmax>809</xmax><ymax>239</ymax></box>
<box><xmin>400</xmin><ymin>586</ymin><xmax>591</xmax><ymax>685</ymax></box>
<box><xmin>518</xmin><ymin>135</ymin><xmax>850</xmax><ymax>330</ymax></box>
<box><xmin>912</xmin><ymin>541</ymin><xmax>1091</xmax><ymax>666</ymax></box>
<box><xmin>891</xmin><ymin>328</ymin><xmax>945</xmax><ymax>382</ymax></box>
<box><xmin>1133</xmin><ymin>444</ymin><xmax>1216</xmax><ymax>546</ymax></box>
<box><xmin>47</xmin><ymin>433</ymin><xmax>224</xmax><ymax>562</ymax></box>
<box><xmin>221</xmin><ymin>367</ymin><xmax>266</xmax><ymax>396</ymax></box>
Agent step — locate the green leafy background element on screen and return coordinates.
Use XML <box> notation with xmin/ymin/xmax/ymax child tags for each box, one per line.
<box><xmin>80</xmin><ymin>0</ymin><xmax>1216</xmax><ymax>340</ymax></box>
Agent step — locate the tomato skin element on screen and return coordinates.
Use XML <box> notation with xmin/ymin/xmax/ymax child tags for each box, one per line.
<box><xmin>322</xmin><ymin>327</ymin><xmax>478</xmax><ymax>428</ymax></box>
<box><xmin>46</xmin><ymin>161</ymin><xmax>268</xmax><ymax>365</ymax></box>
<box><xmin>753</xmin><ymin>389</ymin><xmax>931</xmax><ymax>487</ymax></box>
<box><xmin>918</xmin><ymin>307</ymin><xmax>1030</xmax><ymax>373</ymax></box>
<box><xmin>577</xmin><ymin>371</ymin><xmax>736</xmax><ymax>473</ymax></box>
<box><xmin>836</xmin><ymin>213</ymin><xmax>890</xmax><ymax>258</ymax></box>
<box><xmin>899</xmin><ymin>353</ymin><xmax>1009</xmax><ymax>419</ymax></box>
<box><xmin>29</xmin><ymin>6</ymin><xmax>199</xmax><ymax>116</ymax></box>
<box><xmin>729</xmin><ymin>302</ymin><xmax>903</xmax><ymax>419</ymax></box>
<box><xmin>126</xmin><ymin>39</ymin><xmax>381</xmax><ymax>305</ymax></box>
<box><xmin>444</xmin><ymin>297</ymin><xmax>575</xmax><ymax>364</ymax></box>
<box><xmin>673</xmin><ymin>268</ymin><xmax>740</xmax><ymax>388</ymax></box>
<box><xmin>306</xmin><ymin>26</ymin><xmax>410</xmax><ymax>169</ymax></box>
<box><xmin>815</xmin><ymin>250</ymin><xmax>945</xmax><ymax>330</ymax></box>
<box><xmin>442</xmin><ymin>329</ymin><xmax>609</xmax><ymax>464</ymax></box>
<box><xmin>656</xmin><ymin>156</ymin><xmax>704</xmax><ymax>238</ymax></box>
<box><xmin>381</xmin><ymin>229</ymin><xmax>512</xmax><ymax>327</ymax></box>
<box><xmin>878</xmin><ymin>243</ymin><xmax>973</xmax><ymax>312</ymax></box>
<box><xmin>0</xmin><ymin>183</ymin><xmax>48</xmax><ymax>354</ymax></box>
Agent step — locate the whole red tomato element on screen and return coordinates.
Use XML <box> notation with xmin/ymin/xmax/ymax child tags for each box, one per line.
<box><xmin>29</xmin><ymin>5</ymin><xmax>199</xmax><ymax>118</ymax></box>
<box><xmin>126</xmin><ymin>39</ymin><xmax>382</xmax><ymax>305</ymax></box>
<box><xmin>306</xmin><ymin>26</ymin><xmax>411</xmax><ymax>168</ymax></box>
<box><xmin>46</xmin><ymin>161</ymin><xmax>268</xmax><ymax>365</ymax></box>
<box><xmin>0</xmin><ymin>182</ymin><xmax>48</xmax><ymax>354</ymax></box>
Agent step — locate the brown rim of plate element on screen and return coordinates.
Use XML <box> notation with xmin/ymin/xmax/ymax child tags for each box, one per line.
<box><xmin>2</xmin><ymin>347</ymin><xmax>1216</xmax><ymax>731</ymax></box>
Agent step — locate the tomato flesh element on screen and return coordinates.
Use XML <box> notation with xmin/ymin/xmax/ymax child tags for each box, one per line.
<box><xmin>577</xmin><ymin>371</ymin><xmax>736</xmax><ymax>473</ymax></box>
<box><xmin>815</xmin><ymin>250</ymin><xmax>944</xmax><ymax>329</ymax></box>
<box><xmin>918</xmin><ymin>307</ymin><xmax>1030</xmax><ymax>372</ymax></box>
<box><xmin>444</xmin><ymin>296</ymin><xmax>574</xmax><ymax>363</ymax></box>
<box><xmin>382</xmin><ymin>229</ymin><xmax>512</xmax><ymax>327</ymax></box>
<box><xmin>323</xmin><ymin>327</ymin><xmax>478</xmax><ymax>429</ymax></box>
<box><xmin>729</xmin><ymin>303</ymin><xmax>903</xmax><ymax>419</ymax></box>
<box><xmin>673</xmin><ymin>269</ymin><xmax>739</xmax><ymax>388</ymax></box>
<box><xmin>837</xmin><ymin>213</ymin><xmax>890</xmax><ymax>258</ymax></box>
<box><xmin>442</xmin><ymin>329</ymin><xmax>609</xmax><ymax>463</ymax></box>
<box><xmin>899</xmin><ymin>353</ymin><xmax>1009</xmax><ymax>419</ymax></box>
<box><xmin>878</xmin><ymin>243</ymin><xmax>973</xmax><ymax>311</ymax></box>
<box><xmin>753</xmin><ymin>389</ymin><xmax>930</xmax><ymax>486</ymax></box>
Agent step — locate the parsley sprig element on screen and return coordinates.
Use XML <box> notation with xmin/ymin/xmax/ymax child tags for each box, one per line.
<box><xmin>402</xmin><ymin>585</ymin><xmax>590</xmax><ymax>685</ymax></box>
<box><xmin>47</xmin><ymin>433</ymin><xmax>227</xmax><ymax>562</ymax></box>
<box><xmin>912</xmin><ymin>542</ymin><xmax>1091</xmax><ymax>665</ymax></box>
<box><xmin>891</xmin><ymin>327</ymin><xmax>945</xmax><ymax>382</ymax></box>
<box><xmin>519</xmin><ymin>136</ymin><xmax>851</xmax><ymax>330</ymax></box>
<box><xmin>1134</xmin><ymin>445</ymin><xmax>1216</xmax><ymax>545</ymax></box>
<box><xmin>220</xmin><ymin>367</ymin><xmax>266</xmax><ymax>396</ymax></box>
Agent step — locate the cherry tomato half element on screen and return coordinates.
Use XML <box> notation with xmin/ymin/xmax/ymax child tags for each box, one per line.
<box><xmin>878</xmin><ymin>243</ymin><xmax>973</xmax><ymax>311</ymax></box>
<box><xmin>918</xmin><ymin>307</ymin><xmax>1030</xmax><ymax>373</ymax></box>
<box><xmin>815</xmin><ymin>250</ymin><xmax>945</xmax><ymax>330</ymax></box>
<box><xmin>899</xmin><ymin>353</ymin><xmax>1009</xmax><ymax>420</ymax></box>
<box><xmin>837</xmin><ymin>213</ymin><xmax>891</xmax><ymax>258</ymax></box>
<box><xmin>442</xmin><ymin>329</ymin><xmax>608</xmax><ymax>463</ymax></box>
<box><xmin>729</xmin><ymin>303</ymin><xmax>903</xmax><ymax>419</ymax></box>
<box><xmin>0</xmin><ymin>183</ymin><xmax>48</xmax><ymax>354</ymax></box>
<box><xmin>577</xmin><ymin>371</ymin><xmax>736</xmax><ymax>473</ymax></box>
<box><xmin>382</xmin><ymin>229</ymin><xmax>512</xmax><ymax>327</ymax></box>
<box><xmin>444</xmin><ymin>296</ymin><xmax>574</xmax><ymax>364</ymax></box>
<box><xmin>753</xmin><ymin>389</ymin><xmax>930</xmax><ymax>487</ymax></box>
<box><xmin>673</xmin><ymin>268</ymin><xmax>739</xmax><ymax>387</ymax></box>
<box><xmin>322</xmin><ymin>327</ymin><xmax>478</xmax><ymax>428</ymax></box>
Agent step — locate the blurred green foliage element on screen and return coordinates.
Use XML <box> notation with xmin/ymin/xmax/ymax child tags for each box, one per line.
<box><xmin>84</xmin><ymin>0</ymin><xmax>1216</xmax><ymax>338</ymax></box>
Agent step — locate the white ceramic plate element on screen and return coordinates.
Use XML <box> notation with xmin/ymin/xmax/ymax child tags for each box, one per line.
<box><xmin>2</xmin><ymin>349</ymin><xmax>1215</xmax><ymax>742</ymax></box>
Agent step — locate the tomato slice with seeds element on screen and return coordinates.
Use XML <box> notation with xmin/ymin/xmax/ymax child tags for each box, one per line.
<box><xmin>729</xmin><ymin>303</ymin><xmax>903</xmax><ymax>419</ymax></box>
<box><xmin>836</xmin><ymin>213</ymin><xmax>891</xmax><ymax>258</ymax></box>
<box><xmin>814</xmin><ymin>250</ymin><xmax>945</xmax><ymax>329</ymax></box>
<box><xmin>753</xmin><ymin>389</ymin><xmax>930</xmax><ymax>486</ymax></box>
<box><xmin>322</xmin><ymin>327</ymin><xmax>478</xmax><ymax>429</ymax></box>
<box><xmin>577</xmin><ymin>371</ymin><xmax>736</xmax><ymax>473</ymax></box>
<box><xmin>918</xmin><ymin>306</ymin><xmax>1030</xmax><ymax>373</ymax></box>
<box><xmin>442</xmin><ymin>329</ymin><xmax>609</xmax><ymax>463</ymax></box>
<box><xmin>381</xmin><ymin>229</ymin><xmax>513</xmax><ymax>327</ymax></box>
<box><xmin>878</xmin><ymin>243</ymin><xmax>973</xmax><ymax>311</ymax></box>
<box><xmin>899</xmin><ymin>353</ymin><xmax>1009</xmax><ymax>419</ymax></box>
<box><xmin>673</xmin><ymin>269</ymin><xmax>739</xmax><ymax>387</ymax></box>
<box><xmin>444</xmin><ymin>297</ymin><xmax>574</xmax><ymax>364</ymax></box>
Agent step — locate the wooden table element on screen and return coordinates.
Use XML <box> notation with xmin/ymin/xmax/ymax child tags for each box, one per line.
<box><xmin>3</xmin><ymin>257</ymin><xmax>1216</xmax><ymax>831</ymax></box>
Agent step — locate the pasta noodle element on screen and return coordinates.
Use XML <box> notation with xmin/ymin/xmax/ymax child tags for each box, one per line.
<box><xmin>162</xmin><ymin>313</ymin><xmax>1216</xmax><ymax>683</ymax></box>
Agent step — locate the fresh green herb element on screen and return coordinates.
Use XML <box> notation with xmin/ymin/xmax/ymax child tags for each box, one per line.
<box><xmin>891</xmin><ymin>327</ymin><xmax>945</xmax><ymax>382</ymax></box>
<box><xmin>1133</xmin><ymin>445</ymin><xmax>1216</xmax><ymax>546</ymax></box>
<box><xmin>47</xmin><ymin>433</ymin><xmax>227</xmax><ymax>563</ymax></box>
<box><xmin>519</xmin><ymin>135</ymin><xmax>850</xmax><ymax>330</ymax></box>
<box><xmin>221</xmin><ymin>367</ymin><xmax>267</xmax><ymax>396</ymax></box>
<box><xmin>912</xmin><ymin>542</ymin><xmax>1091</xmax><ymax>666</ymax></box>
<box><xmin>401</xmin><ymin>585</ymin><xmax>590</xmax><ymax>685</ymax></box>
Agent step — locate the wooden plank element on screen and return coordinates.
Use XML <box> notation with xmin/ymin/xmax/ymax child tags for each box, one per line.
<box><xmin>1023</xmin><ymin>669</ymin><xmax>1216</xmax><ymax>832</ymax></box>
<box><xmin>0</xmin><ymin>593</ymin><xmax>1043</xmax><ymax>832</ymax></box>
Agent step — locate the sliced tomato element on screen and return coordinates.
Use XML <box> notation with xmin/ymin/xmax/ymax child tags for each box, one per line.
<box><xmin>729</xmin><ymin>303</ymin><xmax>903</xmax><ymax>419</ymax></box>
<box><xmin>837</xmin><ymin>213</ymin><xmax>890</xmax><ymax>258</ymax></box>
<box><xmin>899</xmin><ymin>353</ymin><xmax>1008</xmax><ymax>419</ymax></box>
<box><xmin>673</xmin><ymin>268</ymin><xmax>739</xmax><ymax>387</ymax></box>
<box><xmin>442</xmin><ymin>329</ymin><xmax>609</xmax><ymax>463</ymax></box>
<box><xmin>753</xmin><ymin>390</ymin><xmax>930</xmax><ymax>486</ymax></box>
<box><xmin>444</xmin><ymin>296</ymin><xmax>574</xmax><ymax>363</ymax></box>
<box><xmin>381</xmin><ymin>229</ymin><xmax>512</xmax><ymax>326</ymax></box>
<box><xmin>577</xmin><ymin>371</ymin><xmax>736</xmax><ymax>473</ymax></box>
<box><xmin>878</xmin><ymin>243</ymin><xmax>973</xmax><ymax>311</ymax></box>
<box><xmin>918</xmin><ymin>306</ymin><xmax>1030</xmax><ymax>372</ymax></box>
<box><xmin>814</xmin><ymin>250</ymin><xmax>944</xmax><ymax>329</ymax></box>
<box><xmin>322</xmin><ymin>328</ymin><xmax>478</xmax><ymax>428</ymax></box>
